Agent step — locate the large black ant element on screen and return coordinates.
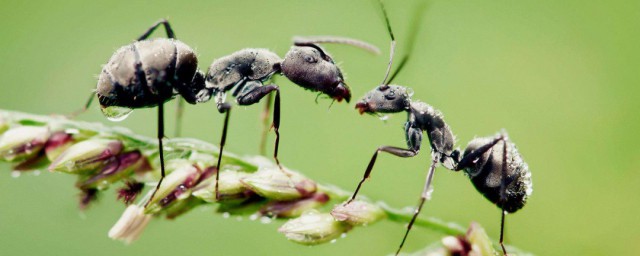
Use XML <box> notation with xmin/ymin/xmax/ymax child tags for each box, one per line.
<box><xmin>341</xmin><ymin>2</ymin><xmax>532</xmax><ymax>255</ymax></box>
<box><xmin>203</xmin><ymin>36</ymin><xmax>379</xmax><ymax>198</ymax></box>
<box><xmin>87</xmin><ymin>19</ymin><xmax>209</xmax><ymax>207</ymax></box>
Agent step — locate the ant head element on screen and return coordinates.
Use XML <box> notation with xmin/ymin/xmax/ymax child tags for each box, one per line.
<box><xmin>355</xmin><ymin>85</ymin><xmax>411</xmax><ymax>114</ymax></box>
<box><xmin>281</xmin><ymin>44</ymin><xmax>350</xmax><ymax>103</ymax></box>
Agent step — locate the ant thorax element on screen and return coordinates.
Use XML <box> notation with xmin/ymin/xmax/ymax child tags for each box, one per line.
<box><xmin>409</xmin><ymin>101</ymin><xmax>457</xmax><ymax>169</ymax></box>
<box><xmin>205</xmin><ymin>48</ymin><xmax>282</xmax><ymax>92</ymax></box>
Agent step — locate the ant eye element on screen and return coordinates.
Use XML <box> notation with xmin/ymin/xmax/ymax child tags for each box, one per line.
<box><xmin>304</xmin><ymin>55</ymin><xmax>317</xmax><ymax>63</ymax></box>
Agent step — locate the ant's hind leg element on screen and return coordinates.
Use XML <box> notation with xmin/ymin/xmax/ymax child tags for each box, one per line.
<box><xmin>137</xmin><ymin>19</ymin><xmax>175</xmax><ymax>41</ymax></box>
<box><xmin>214</xmin><ymin>102</ymin><xmax>232</xmax><ymax>200</ymax></box>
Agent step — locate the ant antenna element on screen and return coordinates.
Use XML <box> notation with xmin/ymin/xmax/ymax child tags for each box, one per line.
<box><xmin>293</xmin><ymin>36</ymin><xmax>381</xmax><ymax>55</ymax></box>
<box><xmin>386</xmin><ymin>0</ymin><xmax>427</xmax><ymax>85</ymax></box>
<box><xmin>379</xmin><ymin>0</ymin><xmax>396</xmax><ymax>88</ymax></box>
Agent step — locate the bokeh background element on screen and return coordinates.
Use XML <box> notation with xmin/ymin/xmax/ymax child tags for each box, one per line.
<box><xmin>1</xmin><ymin>0</ymin><xmax>638</xmax><ymax>255</ymax></box>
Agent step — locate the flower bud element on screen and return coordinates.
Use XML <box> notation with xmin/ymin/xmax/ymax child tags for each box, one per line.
<box><xmin>0</xmin><ymin>126</ymin><xmax>49</xmax><ymax>162</ymax></box>
<box><xmin>192</xmin><ymin>169</ymin><xmax>251</xmax><ymax>203</ymax></box>
<box><xmin>108</xmin><ymin>205</ymin><xmax>152</xmax><ymax>244</ymax></box>
<box><xmin>278</xmin><ymin>211</ymin><xmax>351</xmax><ymax>245</ymax></box>
<box><xmin>144</xmin><ymin>160</ymin><xmax>203</xmax><ymax>213</ymax></box>
<box><xmin>261</xmin><ymin>193</ymin><xmax>329</xmax><ymax>218</ymax></box>
<box><xmin>77</xmin><ymin>151</ymin><xmax>146</xmax><ymax>190</ymax></box>
<box><xmin>241</xmin><ymin>167</ymin><xmax>316</xmax><ymax>201</ymax></box>
<box><xmin>465</xmin><ymin>222</ymin><xmax>496</xmax><ymax>256</ymax></box>
<box><xmin>44</xmin><ymin>132</ymin><xmax>74</xmax><ymax>161</ymax></box>
<box><xmin>48</xmin><ymin>139</ymin><xmax>123</xmax><ymax>174</ymax></box>
<box><xmin>330</xmin><ymin>200</ymin><xmax>386</xmax><ymax>226</ymax></box>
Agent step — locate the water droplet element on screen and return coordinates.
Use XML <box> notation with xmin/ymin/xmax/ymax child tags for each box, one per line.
<box><xmin>11</xmin><ymin>171</ymin><xmax>20</xmax><ymax>178</ymax></box>
<box><xmin>222</xmin><ymin>212</ymin><xmax>230</xmax><ymax>219</ymax></box>
<box><xmin>425</xmin><ymin>186</ymin><xmax>434</xmax><ymax>200</ymax></box>
<box><xmin>101</xmin><ymin>106</ymin><xmax>133</xmax><ymax>122</ymax></box>
<box><xmin>330</xmin><ymin>239</ymin><xmax>337</xmax><ymax>244</ymax></box>
<box><xmin>340</xmin><ymin>233</ymin><xmax>347</xmax><ymax>238</ymax></box>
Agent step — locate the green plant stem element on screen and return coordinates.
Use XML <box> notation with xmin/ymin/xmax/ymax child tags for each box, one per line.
<box><xmin>0</xmin><ymin>109</ymin><xmax>524</xmax><ymax>253</ymax></box>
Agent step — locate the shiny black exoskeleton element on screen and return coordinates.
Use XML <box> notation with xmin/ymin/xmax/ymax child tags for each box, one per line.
<box><xmin>339</xmin><ymin>2</ymin><xmax>455</xmax><ymax>254</ymax></box>
<box><xmin>454</xmin><ymin>132</ymin><xmax>532</xmax><ymax>254</ymax></box>
<box><xmin>94</xmin><ymin>19</ymin><xmax>208</xmax><ymax>207</ymax></box>
<box><xmin>202</xmin><ymin>37</ymin><xmax>379</xmax><ymax>198</ymax></box>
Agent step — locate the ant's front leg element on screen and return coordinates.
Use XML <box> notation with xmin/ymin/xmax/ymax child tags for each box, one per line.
<box><xmin>348</xmin><ymin>121</ymin><xmax>422</xmax><ymax>204</ymax></box>
<box><xmin>236</xmin><ymin>82</ymin><xmax>283</xmax><ymax>169</ymax></box>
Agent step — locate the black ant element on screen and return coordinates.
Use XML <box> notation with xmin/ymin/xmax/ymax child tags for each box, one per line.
<box><xmin>85</xmin><ymin>19</ymin><xmax>209</xmax><ymax>207</ymax></box>
<box><xmin>203</xmin><ymin>36</ymin><xmax>379</xmax><ymax>198</ymax></box>
<box><xmin>342</xmin><ymin>2</ymin><xmax>532</xmax><ymax>255</ymax></box>
<box><xmin>342</xmin><ymin>1</ymin><xmax>457</xmax><ymax>254</ymax></box>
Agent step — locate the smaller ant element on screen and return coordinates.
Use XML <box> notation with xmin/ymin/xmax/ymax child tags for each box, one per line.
<box><xmin>342</xmin><ymin>1</ymin><xmax>457</xmax><ymax>254</ymax></box>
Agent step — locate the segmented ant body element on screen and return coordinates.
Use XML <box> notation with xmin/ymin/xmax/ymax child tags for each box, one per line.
<box><xmin>340</xmin><ymin>2</ymin><xmax>533</xmax><ymax>254</ymax></box>
<box><xmin>93</xmin><ymin>20</ymin><xmax>208</xmax><ymax>207</ymax></box>
<box><xmin>204</xmin><ymin>37</ymin><xmax>379</xmax><ymax>198</ymax></box>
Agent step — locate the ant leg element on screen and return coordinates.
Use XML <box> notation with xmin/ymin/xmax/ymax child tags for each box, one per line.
<box><xmin>236</xmin><ymin>83</ymin><xmax>283</xmax><ymax>169</ymax></box>
<box><xmin>348</xmin><ymin>146</ymin><xmax>418</xmax><ymax>204</ymax></box>
<box><xmin>137</xmin><ymin>19</ymin><xmax>175</xmax><ymax>41</ymax></box>
<box><xmin>500</xmin><ymin>209</ymin><xmax>508</xmax><ymax>255</ymax></box>
<box><xmin>144</xmin><ymin>102</ymin><xmax>166</xmax><ymax>208</ymax></box>
<box><xmin>396</xmin><ymin>152</ymin><xmax>439</xmax><ymax>255</ymax></box>
<box><xmin>214</xmin><ymin>103</ymin><xmax>232</xmax><ymax>200</ymax></box>
<box><xmin>67</xmin><ymin>92</ymin><xmax>95</xmax><ymax>118</ymax></box>
<box><xmin>259</xmin><ymin>93</ymin><xmax>273</xmax><ymax>156</ymax></box>
<box><xmin>174</xmin><ymin>96</ymin><xmax>184</xmax><ymax>137</ymax></box>
<box><xmin>455</xmin><ymin>134</ymin><xmax>506</xmax><ymax>171</ymax></box>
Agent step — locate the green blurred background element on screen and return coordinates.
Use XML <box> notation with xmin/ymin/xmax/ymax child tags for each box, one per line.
<box><xmin>1</xmin><ymin>0</ymin><xmax>638</xmax><ymax>255</ymax></box>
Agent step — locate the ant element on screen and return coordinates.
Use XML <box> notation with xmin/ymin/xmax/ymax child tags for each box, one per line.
<box><xmin>341</xmin><ymin>1</ymin><xmax>457</xmax><ymax>254</ymax></box>
<box><xmin>87</xmin><ymin>19</ymin><xmax>209</xmax><ymax>207</ymax></box>
<box><xmin>341</xmin><ymin>2</ymin><xmax>532</xmax><ymax>254</ymax></box>
<box><xmin>454</xmin><ymin>131</ymin><xmax>532</xmax><ymax>255</ymax></box>
<box><xmin>203</xmin><ymin>36</ymin><xmax>379</xmax><ymax>198</ymax></box>
<box><xmin>80</xmin><ymin>20</ymin><xmax>378</xmax><ymax>206</ymax></box>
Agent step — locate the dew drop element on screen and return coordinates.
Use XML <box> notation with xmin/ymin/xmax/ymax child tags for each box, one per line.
<box><xmin>101</xmin><ymin>106</ymin><xmax>133</xmax><ymax>122</ymax></box>
<box><xmin>11</xmin><ymin>171</ymin><xmax>20</xmax><ymax>178</ymax></box>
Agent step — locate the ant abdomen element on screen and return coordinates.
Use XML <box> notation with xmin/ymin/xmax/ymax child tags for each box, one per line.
<box><xmin>205</xmin><ymin>49</ymin><xmax>282</xmax><ymax>91</ymax></box>
<box><xmin>461</xmin><ymin>136</ymin><xmax>532</xmax><ymax>213</ymax></box>
<box><xmin>97</xmin><ymin>38</ymin><xmax>199</xmax><ymax>110</ymax></box>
